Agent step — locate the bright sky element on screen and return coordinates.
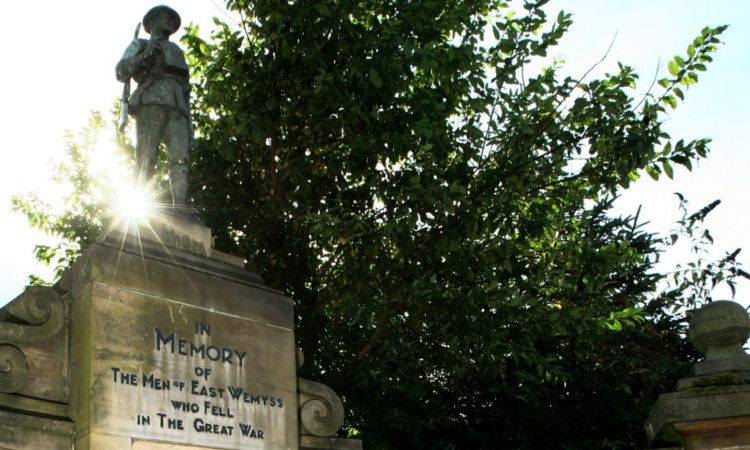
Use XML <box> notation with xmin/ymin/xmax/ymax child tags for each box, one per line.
<box><xmin>0</xmin><ymin>1</ymin><xmax>748</xmax><ymax>308</ymax></box>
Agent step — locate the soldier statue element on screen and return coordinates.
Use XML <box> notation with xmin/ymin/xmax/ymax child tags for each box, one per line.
<box><xmin>116</xmin><ymin>5</ymin><xmax>197</xmax><ymax>221</ymax></box>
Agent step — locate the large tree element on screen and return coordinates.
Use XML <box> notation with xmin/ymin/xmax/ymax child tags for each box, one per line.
<box><xmin>14</xmin><ymin>0</ymin><xmax>740</xmax><ymax>447</ymax></box>
<box><xmin>183</xmin><ymin>0</ymin><xmax>727</xmax><ymax>445</ymax></box>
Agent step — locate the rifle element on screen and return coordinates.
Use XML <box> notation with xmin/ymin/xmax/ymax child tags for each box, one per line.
<box><xmin>118</xmin><ymin>22</ymin><xmax>142</xmax><ymax>133</ymax></box>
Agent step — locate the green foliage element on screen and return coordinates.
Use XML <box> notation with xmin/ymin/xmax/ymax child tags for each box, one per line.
<box><xmin>14</xmin><ymin>1</ymin><xmax>735</xmax><ymax>448</ymax></box>
<box><xmin>664</xmin><ymin>194</ymin><xmax>750</xmax><ymax>309</ymax></box>
<box><xmin>177</xmin><ymin>1</ymin><xmax>729</xmax><ymax>446</ymax></box>
<box><xmin>12</xmin><ymin>111</ymin><xmax>114</xmax><ymax>281</ymax></box>
<box><xmin>10</xmin><ymin>107</ymin><xmax>156</xmax><ymax>282</ymax></box>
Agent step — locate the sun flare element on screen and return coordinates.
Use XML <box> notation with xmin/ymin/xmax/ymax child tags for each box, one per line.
<box><xmin>116</xmin><ymin>184</ymin><xmax>152</xmax><ymax>220</ymax></box>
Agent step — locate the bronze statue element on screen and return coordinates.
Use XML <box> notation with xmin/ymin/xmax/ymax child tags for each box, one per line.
<box><xmin>116</xmin><ymin>5</ymin><xmax>196</xmax><ymax>221</ymax></box>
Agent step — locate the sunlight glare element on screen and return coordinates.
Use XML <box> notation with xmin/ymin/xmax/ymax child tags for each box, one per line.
<box><xmin>117</xmin><ymin>184</ymin><xmax>151</xmax><ymax>220</ymax></box>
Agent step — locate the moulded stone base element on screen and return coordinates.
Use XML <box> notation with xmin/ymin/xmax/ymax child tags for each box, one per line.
<box><xmin>674</xmin><ymin>416</ymin><xmax>750</xmax><ymax>449</ymax></box>
<box><xmin>0</xmin><ymin>408</ymin><xmax>74</xmax><ymax>449</ymax></box>
<box><xmin>300</xmin><ymin>435</ymin><xmax>363</xmax><ymax>450</ymax></box>
<box><xmin>646</xmin><ymin>384</ymin><xmax>750</xmax><ymax>447</ymax></box>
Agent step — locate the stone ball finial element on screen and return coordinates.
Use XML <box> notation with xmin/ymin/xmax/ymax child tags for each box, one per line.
<box><xmin>689</xmin><ymin>300</ymin><xmax>750</xmax><ymax>361</ymax></box>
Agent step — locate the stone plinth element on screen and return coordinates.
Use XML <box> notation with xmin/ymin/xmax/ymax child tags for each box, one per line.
<box><xmin>646</xmin><ymin>300</ymin><xmax>750</xmax><ymax>449</ymax></box>
<box><xmin>67</xmin><ymin>215</ymin><xmax>298</xmax><ymax>449</ymax></box>
<box><xmin>0</xmin><ymin>213</ymin><xmax>361</xmax><ymax>449</ymax></box>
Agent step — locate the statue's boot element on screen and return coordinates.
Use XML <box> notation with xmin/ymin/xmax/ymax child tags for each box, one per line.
<box><xmin>169</xmin><ymin>168</ymin><xmax>202</xmax><ymax>224</ymax></box>
<box><xmin>169</xmin><ymin>167</ymin><xmax>188</xmax><ymax>207</ymax></box>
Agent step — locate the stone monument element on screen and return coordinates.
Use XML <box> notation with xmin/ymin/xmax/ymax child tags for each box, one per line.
<box><xmin>116</xmin><ymin>5</ymin><xmax>196</xmax><ymax>222</ymax></box>
<box><xmin>0</xmin><ymin>5</ymin><xmax>362</xmax><ymax>449</ymax></box>
<box><xmin>0</xmin><ymin>214</ymin><xmax>362</xmax><ymax>449</ymax></box>
<box><xmin>645</xmin><ymin>300</ymin><xmax>750</xmax><ymax>449</ymax></box>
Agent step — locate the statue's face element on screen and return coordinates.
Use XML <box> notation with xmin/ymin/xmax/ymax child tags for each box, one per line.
<box><xmin>152</xmin><ymin>11</ymin><xmax>175</xmax><ymax>37</ymax></box>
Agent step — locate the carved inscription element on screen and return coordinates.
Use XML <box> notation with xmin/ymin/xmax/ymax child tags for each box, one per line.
<box><xmin>154</xmin><ymin>328</ymin><xmax>248</xmax><ymax>366</ymax></box>
<box><xmin>109</xmin><ymin>322</ymin><xmax>284</xmax><ymax>442</ymax></box>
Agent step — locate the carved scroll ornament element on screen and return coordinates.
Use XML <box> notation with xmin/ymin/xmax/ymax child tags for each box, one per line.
<box><xmin>0</xmin><ymin>344</ymin><xmax>30</xmax><ymax>393</ymax></box>
<box><xmin>0</xmin><ymin>285</ymin><xmax>64</xmax><ymax>343</ymax></box>
<box><xmin>298</xmin><ymin>377</ymin><xmax>346</xmax><ymax>437</ymax></box>
<box><xmin>0</xmin><ymin>286</ymin><xmax>65</xmax><ymax>393</ymax></box>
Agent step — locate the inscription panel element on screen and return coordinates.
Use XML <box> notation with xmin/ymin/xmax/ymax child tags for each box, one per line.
<box><xmin>85</xmin><ymin>284</ymin><xmax>297</xmax><ymax>449</ymax></box>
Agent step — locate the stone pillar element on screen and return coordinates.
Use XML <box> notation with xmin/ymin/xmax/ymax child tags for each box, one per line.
<box><xmin>645</xmin><ymin>300</ymin><xmax>750</xmax><ymax>449</ymax></box>
<box><xmin>67</xmin><ymin>216</ymin><xmax>300</xmax><ymax>449</ymax></box>
<box><xmin>0</xmin><ymin>214</ymin><xmax>362</xmax><ymax>449</ymax></box>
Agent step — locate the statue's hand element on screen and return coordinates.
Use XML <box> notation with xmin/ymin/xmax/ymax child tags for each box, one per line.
<box><xmin>144</xmin><ymin>40</ymin><xmax>162</xmax><ymax>59</ymax></box>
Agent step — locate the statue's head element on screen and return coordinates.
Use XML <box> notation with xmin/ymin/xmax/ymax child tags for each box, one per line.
<box><xmin>143</xmin><ymin>5</ymin><xmax>181</xmax><ymax>36</ymax></box>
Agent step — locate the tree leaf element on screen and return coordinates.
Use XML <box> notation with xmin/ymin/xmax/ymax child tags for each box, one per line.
<box><xmin>369</xmin><ymin>68</ymin><xmax>383</xmax><ymax>88</ymax></box>
<box><xmin>668</xmin><ymin>60</ymin><xmax>680</xmax><ymax>76</ymax></box>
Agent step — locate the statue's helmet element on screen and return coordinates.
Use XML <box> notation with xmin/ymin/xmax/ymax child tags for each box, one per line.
<box><xmin>143</xmin><ymin>5</ymin><xmax>181</xmax><ymax>35</ymax></box>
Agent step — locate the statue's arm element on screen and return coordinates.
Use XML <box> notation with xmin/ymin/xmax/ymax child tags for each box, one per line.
<box><xmin>182</xmin><ymin>74</ymin><xmax>191</xmax><ymax>101</ymax></box>
<box><xmin>115</xmin><ymin>39</ymin><xmax>148</xmax><ymax>82</ymax></box>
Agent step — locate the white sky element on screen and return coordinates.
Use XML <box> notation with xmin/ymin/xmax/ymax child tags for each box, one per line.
<box><xmin>0</xmin><ymin>1</ymin><xmax>748</xmax><ymax>308</ymax></box>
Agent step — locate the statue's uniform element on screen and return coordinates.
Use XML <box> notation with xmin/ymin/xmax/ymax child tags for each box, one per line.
<box><xmin>116</xmin><ymin>38</ymin><xmax>191</xmax><ymax>205</ymax></box>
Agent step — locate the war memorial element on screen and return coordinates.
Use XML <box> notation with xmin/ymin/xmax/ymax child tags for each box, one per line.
<box><xmin>0</xmin><ymin>5</ymin><xmax>361</xmax><ymax>450</ymax></box>
<box><xmin>3</xmin><ymin>4</ymin><xmax>750</xmax><ymax>450</ymax></box>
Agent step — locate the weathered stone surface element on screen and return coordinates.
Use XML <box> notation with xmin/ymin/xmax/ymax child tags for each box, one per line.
<box><xmin>646</xmin><ymin>300</ymin><xmax>750</xmax><ymax>448</ymax></box>
<box><xmin>300</xmin><ymin>436</ymin><xmax>364</xmax><ymax>450</ymax></box>
<box><xmin>66</xmin><ymin>219</ymin><xmax>299</xmax><ymax>448</ymax></box>
<box><xmin>0</xmin><ymin>285</ymin><xmax>68</xmax><ymax>402</ymax></box>
<box><xmin>674</xmin><ymin>416</ymin><xmax>750</xmax><ymax>449</ymax></box>
<box><xmin>298</xmin><ymin>378</ymin><xmax>345</xmax><ymax>437</ymax></box>
<box><xmin>0</xmin><ymin>392</ymin><xmax>69</xmax><ymax>419</ymax></box>
<box><xmin>75</xmin><ymin>431</ymin><xmax>131</xmax><ymax>450</ymax></box>
<box><xmin>297</xmin><ymin>373</ymin><xmax>362</xmax><ymax>449</ymax></box>
<box><xmin>689</xmin><ymin>300</ymin><xmax>750</xmax><ymax>361</ymax></box>
<box><xmin>70</xmin><ymin>271</ymin><xmax>296</xmax><ymax>447</ymax></box>
<box><xmin>70</xmin><ymin>232</ymin><xmax>290</xmax><ymax>330</ymax></box>
<box><xmin>676</xmin><ymin>369</ymin><xmax>750</xmax><ymax>390</ymax></box>
<box><xmin>111</xmin><ymin>215</ymin><xmax>216</xmax><ymax>257</ymax></box>
<box><xmin>0</xmin><ymin>344</ymin><xmax>28</xmax><ymax>393</ymax></box>
<box><xmin>0</xmin><ymin>408</ymin><xmax>74</xmax><ymax>449</ymax></box>
<box><xmin>1</xmin><ymin>212</ymin><xmax>361</xmax><ymax>449</ymax></box>
<box><xmin>0</xmin><ymin>285</ymin><xmax>70</xmax><ymax>449</ymax></box>
<box><xmin>646</xmin><ymin>384</ymin><xmax>750</xmax><ymax>444</ymax></box>
<box><xmin>133</xmin><ymin>441</ymin><xmax>216</xmax><ymax>450</ymax></box>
